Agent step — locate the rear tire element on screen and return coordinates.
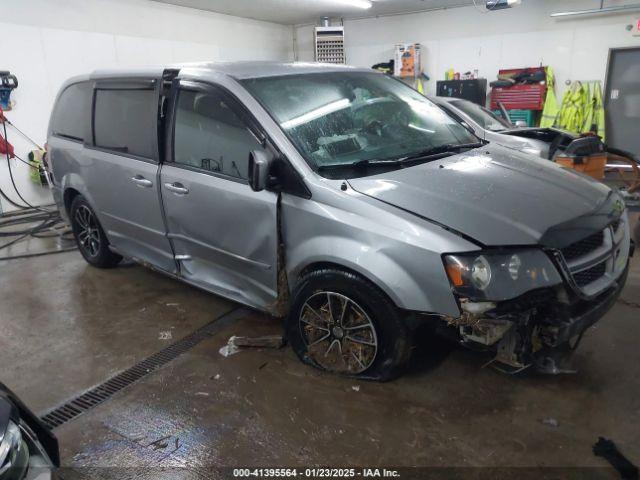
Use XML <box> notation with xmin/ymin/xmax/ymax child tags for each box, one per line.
<box><xmin>70</xmin><ymin>195</ymin><xmax>122</xmax><ymax>268</ymax></box>
<box><xmin>287</xmin><ymin>268</ymin><xmax>412</xmax><ymax>381</ymax></box>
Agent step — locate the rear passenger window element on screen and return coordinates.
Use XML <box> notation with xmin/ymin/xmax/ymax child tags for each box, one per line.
<box><xmin>51</xmin><ymin>82</ymin><xmax>89</xmax><ymax>141</ymax></box>
<box><xmin>173</xmin><ymin>88</ymin><xmax>262</xmax><ymax>180</ymax></box>
<box><xmin>93</xmin><ymin>88</ymin><xmax>156</xmax><ymax>159</ymax></box>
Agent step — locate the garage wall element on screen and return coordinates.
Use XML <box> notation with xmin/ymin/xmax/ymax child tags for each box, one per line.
<box><xmin>0</xmin><ymin>0</ymin><xmax>293</xmax><ymax>212</ymax></box>
<box><xmin>295</xmin><ymin>0</ymin><xmax>640</xmax><ymax>98</ymax></box>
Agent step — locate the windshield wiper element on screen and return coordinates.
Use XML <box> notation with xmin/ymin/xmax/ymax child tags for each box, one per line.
<box><xmin>398</xmin><ymin>142</ymin><xmax>485</xmax><ymax>162</ymax></box>
<box><xmin>316</xmin><ymin>142</ymin><xmax>485</xmax><ymax>171</ymax></box>
<box><xmin>317</xmin><ymin>158</ymin><xmax>404</xmax><ymax>171</ymax></box>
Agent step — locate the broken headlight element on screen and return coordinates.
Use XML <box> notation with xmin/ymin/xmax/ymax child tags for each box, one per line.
<box><xmin>443</xmin><ymin>249</ymin><xmax>562</xmax><ymax>301</ymax></box>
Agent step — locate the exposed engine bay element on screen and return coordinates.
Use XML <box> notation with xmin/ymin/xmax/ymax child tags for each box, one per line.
<box><xmin>446</xmin><ymin>275</ymin><xmax>626</xmax><ymax>374</ymax></box>
<box><xmin>438</xmin><ymin>206</ymin><xmax>634</xmax><ymax>375</ymax></box>
<box><xmin>500</xmin><ymin>127</ymin><xmax>577</xmax><ymax>160</ymax></box>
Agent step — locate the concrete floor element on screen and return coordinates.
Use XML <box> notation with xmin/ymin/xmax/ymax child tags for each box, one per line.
<box><xmin>1</xmin><ymin>233</ymin><xmax>639</xmax><ymax>478</ymax></box>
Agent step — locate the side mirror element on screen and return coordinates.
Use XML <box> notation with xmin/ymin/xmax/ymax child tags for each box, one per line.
<box><xmin>515</xmin><ymin>120</ymin><xmax>527</xmax><ymax>128</ymax></box>
<box><xmin>248</xmin><ymin>150</ymin><xmax>273</xmax><ymax>192</ymax></box>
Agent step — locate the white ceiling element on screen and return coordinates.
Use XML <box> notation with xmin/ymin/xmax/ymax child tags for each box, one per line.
<box><xmin>151</xmin><ymin>0</ymin><xmax>472</xmax><ymax>25</ymax></box>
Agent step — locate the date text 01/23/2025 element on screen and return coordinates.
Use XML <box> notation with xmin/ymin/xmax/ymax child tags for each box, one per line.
<box><xmin>233</xmin><ymin>468</ymin><xmax>401</xmax><ymax>478</ymax></box>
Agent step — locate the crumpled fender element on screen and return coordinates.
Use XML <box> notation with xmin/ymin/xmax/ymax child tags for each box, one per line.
<box><xmin>281</xmin><ymin>192</ymin><xmax>474</xmax><ymax>317</ymax></box>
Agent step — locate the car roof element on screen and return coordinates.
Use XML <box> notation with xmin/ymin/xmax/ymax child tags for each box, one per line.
<box><xmin>85</xmin><ymin>61</ymin><xmax>371</xmax><ymax>82</ymax></box>
<box><xmin>56</xmin><ymin>62</ymin><xmax>381</xmax><ymax>101</ymax></box>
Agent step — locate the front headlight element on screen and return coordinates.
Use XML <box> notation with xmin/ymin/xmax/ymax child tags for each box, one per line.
<box><xmin>0</xmin><ymin>420</ymin><xmax>28</xmax><ymax>480</ymax></box>
<box><xmin>443</xmin><ymin>249</ymin><xmax>562</xmax><ymax>301</ymax></box>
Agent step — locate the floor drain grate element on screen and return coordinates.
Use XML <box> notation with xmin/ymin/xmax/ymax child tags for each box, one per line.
<box><xmin>40</xmin><ymin>307</ymin><xmax>248</xmax><ymax>429</ymax></box>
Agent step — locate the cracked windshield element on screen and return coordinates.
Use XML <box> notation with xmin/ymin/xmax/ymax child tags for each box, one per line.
<box><xmin>243</xmin><ymin>72</ymin><xmax>477</xmax><ymax>172</ymax></box>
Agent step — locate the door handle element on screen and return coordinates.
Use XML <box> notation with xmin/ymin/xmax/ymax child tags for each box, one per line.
<box><xmin>164</xmin><ymin>182</ymin><xmax>189</xmax><ymax>195</ymax></box>
<box><xmin>131</xmin><ymin>175</ymin><xmax>153</xmax><ymax>188</ymax></box>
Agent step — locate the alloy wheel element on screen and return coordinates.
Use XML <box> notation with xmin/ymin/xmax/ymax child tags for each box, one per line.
<box><xmin>75</xmin><ymin>205</ymin><xmax>101</xmax><ymax>257</ymax></box>
<box><xmin>299</xmin><ymin>291</ymin><xmax>378</xmax><ymax>374</ymax></box>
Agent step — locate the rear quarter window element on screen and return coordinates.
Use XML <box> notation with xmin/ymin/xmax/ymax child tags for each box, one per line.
<box><xmin>51</xmin><ymin>82</ymin><xmax>90</xmax><ymax>141</ymax></box>
<box><xmin>93</xmin><ymin>88</ymin><xmax>157</xmax><ymax>159</ymax></box>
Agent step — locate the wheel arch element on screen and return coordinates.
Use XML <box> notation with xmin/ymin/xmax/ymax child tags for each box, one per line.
<box><xmin>60</xmin><ymin>173</ymin><xmax>98</xmax><ymax>218</ymax></box>
<box><xmin>297</xmin><ymin>261</ymin><xmax>397</xmax><ymax>302</ymax></box>
<box><xmin>63</xmin><ymin>187</ymin><xmax>81</xmax><ymax>216</ymax></box>
<box><xmin>289</xmin><ymin>254</ymin><xmax>424</xmax><ymax>313</ymax></box>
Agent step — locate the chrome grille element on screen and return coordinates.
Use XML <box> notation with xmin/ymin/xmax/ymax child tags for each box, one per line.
<box><xmin>560</xmin><ymin>216</ymin><xmax>630</xmax><ymax>296</ymax></box>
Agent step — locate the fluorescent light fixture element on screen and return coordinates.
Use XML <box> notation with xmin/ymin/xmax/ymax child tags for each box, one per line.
<box><xmin>330</xmin><ymin>0</ymin><xmax>373</xmax><ymax>9</ymax></box>
<box><xmin>486</xmin><ymin>0</ymin><xmax>521</xmax><ymax>10</ymax></box>
<box><xmin>281</xmin><ymin>98</ymin><xmax>351</xmax><ymax>129</ymax></box>
<box><xmin>551</xmin><ymin>3</ymin><xmax>640</xmax><ymax>17</ymax></box>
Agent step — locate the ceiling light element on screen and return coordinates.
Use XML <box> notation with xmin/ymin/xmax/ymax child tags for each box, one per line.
<box><xmin>486</xmin><ymin>0</ymin><xmax>521</xmax><ymax>10</ymax></box>
<box><xmin>330</xmin><ymin>0</ymin><xmax>373</xmax><ymax>9</ymax></box>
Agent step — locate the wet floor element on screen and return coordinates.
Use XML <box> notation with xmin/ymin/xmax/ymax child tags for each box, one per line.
<box><xmin>1</xmin><ymin>235</ymin><xmax>639</xmax><ymax>478</ymax></box>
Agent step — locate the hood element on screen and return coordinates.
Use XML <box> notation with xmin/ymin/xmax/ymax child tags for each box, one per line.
<box><xmin>348</xmin><ymin>145</ymin><xmax>613</xmax><ymax>246</ymax></box>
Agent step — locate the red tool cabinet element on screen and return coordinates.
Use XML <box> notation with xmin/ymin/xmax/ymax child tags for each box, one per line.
<box><xmin>490</xmin><ymin>67</ymin><xmax>547</xmax><ymax>111</ymax></box>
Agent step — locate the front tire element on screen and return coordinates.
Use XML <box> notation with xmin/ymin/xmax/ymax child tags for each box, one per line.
<box><xmin>70</xmin><ymin>195</ymin><xmax>122</xmax><ymax>268</ymax></box>
<box><xmin>287</xmin><ymin>268</ymin><xmax>412</xmax><ymax>381</ymax></box>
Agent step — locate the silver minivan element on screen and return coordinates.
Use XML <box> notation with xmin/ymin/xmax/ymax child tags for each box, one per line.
<box><xmin>47</xmin><ymin>62</ymin><xmax>632</xmax><ymax>380</ymax></box>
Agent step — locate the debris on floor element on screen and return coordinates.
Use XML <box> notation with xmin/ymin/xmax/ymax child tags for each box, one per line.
<box><xmin>219</xmin><ymin>334</ymin><xmax>284</xmax><ymax>357</ymax></box>
<box><xmin>219</xmin><ymin>336</ymin><xmax>241</xmax><ymax>357</ymax></box>
<box><xmin>148</xmin><ymin>435</ymin><xmax>171</xmax><ymax>450</ymax></box>
<box><xmin>593</xmin><ymin>437</ymin><xmax>639</xmax><ymax>480</ymax></box>
<box><xmin>352</xmin><ymin>385</ymin><xmax>360</xmax><ymax>392</ymax></box>
<box><xmin>158</xmin><ymin>331</ymin><xmax>172</xmax><ymax>340</ymax></box>
<box><xmin>618</xmin><ymin>298</ymin><xmax>640</xmax><ymax>310</ymax></box>
<box><xmin>232</xmin><ymin>334</ymin><xmax>284</xmax><ymax>349</ymax></box>
<box><xmin>541</xmin><ymin>417</ymin><xmax>559</xmax><ymax>427</ymax></box>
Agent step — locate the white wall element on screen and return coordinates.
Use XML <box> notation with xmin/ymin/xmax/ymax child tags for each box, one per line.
<box><xmin>295</xmin><ymin>0</ymin><xmax>640</xmax><ymax>100</ymax></box>
<box><xmin>0</xmin><ymin>0</ymin><xmax>293</xmax><ymax>212</ymax></box>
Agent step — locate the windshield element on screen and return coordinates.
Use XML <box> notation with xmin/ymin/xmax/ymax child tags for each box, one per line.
<box><xmin>448</xmin><ymin>99</ymin><xmax>512</xmax><ymax>132</ymax></box>
<box><xmin>241</xmin><ymin>72</ymin><xmax>478</xmax><ymax>173</ymax></box>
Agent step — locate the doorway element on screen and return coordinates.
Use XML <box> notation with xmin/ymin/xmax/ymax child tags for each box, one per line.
<box><xmin>605</xmin><ymin>47</ymin><xmax>640</xmax><ymax>157</ymax></box>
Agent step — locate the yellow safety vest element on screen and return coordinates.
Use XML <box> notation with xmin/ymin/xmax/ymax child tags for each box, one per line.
<box><xmin>582</xmin><ymin>81</ymin><xmax>606</xmax><ymax>141</ymax></box>
<box><xmin>28</xmin><ymin>149</ymin><xmax>46</xmax><ymax>186</ymax></box>
<box><xmin>556</xmin><ymin>80</ymin><xmax>606</xmax><ymax>140</ymax></box>
<box><xmin>540</xmin><ymin>67</ymin><xmax>559</xmax><ymax>128</ymax></box>
<box><xmin>556</xmin><ymin>81</ymin><xmax>589</xmax><ymax>134</ymax></box>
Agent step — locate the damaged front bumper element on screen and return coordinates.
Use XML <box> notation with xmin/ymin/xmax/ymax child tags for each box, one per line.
<box><xmin>444</xmin><ymin>263</ymin><xmax>629</xmax><ymax>374</ymax></box>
